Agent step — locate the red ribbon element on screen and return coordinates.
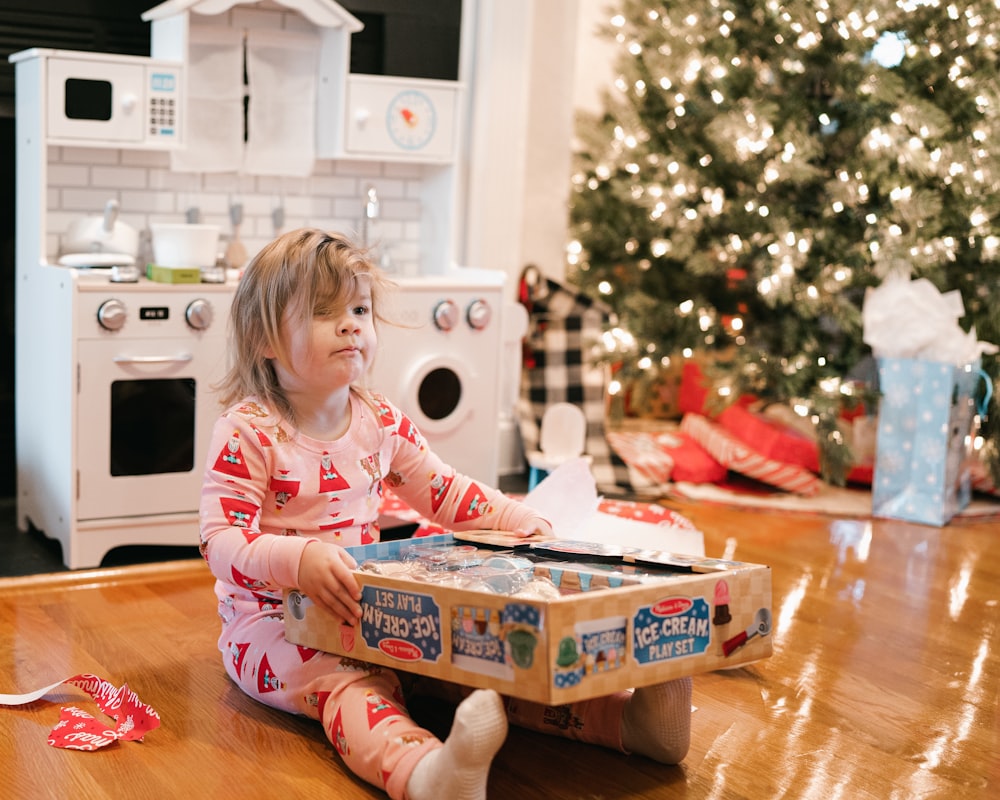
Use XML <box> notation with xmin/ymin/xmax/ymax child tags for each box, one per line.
<box><xmin>1</xmin><ymin>673</ymin><xmax>160</xmax><ymax>750</ymax></box>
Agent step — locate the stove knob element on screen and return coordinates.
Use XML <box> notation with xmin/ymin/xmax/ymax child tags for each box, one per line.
<box><xmin>96</xmin><ymin>299</ymin><xmax>127</xmax><ymax>331</ymax></box>
<box><xmin>185</xmin><ymin>299</ymin><xmax>214</xmax><ymax>330</ymax></box>
<box><xmin>466</xmin><ymin>299</ymin><xmax>492</xmax><ymax>330</ymax></box>
<box><xmin>433</xmin><ymin>300</ymin><xmax>459</xmax><ymax>332</ymax></box>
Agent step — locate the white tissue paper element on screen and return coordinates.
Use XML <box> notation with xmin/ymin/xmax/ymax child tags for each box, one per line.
<box><xmin>523</xmin><ymin>457</ymin><xmax>705</xmax><ymax>556</ymax></box>
<box><xmin>244</xmin><ymin>29</ymin><xmax>319</xmax><ymax>177</ymax></box>
<box><xmin>862</xmin><ymin>273</ymin><xmax>997</xmax><ymax>364</ymax></box>
<box><xmin>171</xmin><ymin>28</ymin><xmax>244</xmax><ymax>174</ymax></box>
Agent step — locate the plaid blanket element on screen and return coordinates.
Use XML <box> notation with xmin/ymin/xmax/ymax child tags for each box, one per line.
<box><xmin>515</xmin><ymin>268</ymin><xmax>642</xmax><ymax>495</ymax></box>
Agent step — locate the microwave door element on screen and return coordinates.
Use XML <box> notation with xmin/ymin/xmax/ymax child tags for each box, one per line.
<box><xmin>47</xmin><ymin>58</ymin><xmax>145</xmax><ymax>143</ymax></box>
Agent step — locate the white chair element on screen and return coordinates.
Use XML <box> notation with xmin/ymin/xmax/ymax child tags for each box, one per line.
<box><xmin>526</xmin><ymin>402</ymin><xmax>592</xmax><ymax>489</ymax></box>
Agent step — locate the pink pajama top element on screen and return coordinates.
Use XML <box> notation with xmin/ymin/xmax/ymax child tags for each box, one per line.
<box><xmin>199</xmin><ymin>392</ymin><xmax>543</xmax><ymax>620</ymax></box>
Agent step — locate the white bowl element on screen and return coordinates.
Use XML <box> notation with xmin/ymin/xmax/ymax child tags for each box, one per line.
<box><xmin>150</xmin><ymin>223</ymin><xmax>220</xmax><ymax>268</ymax></box>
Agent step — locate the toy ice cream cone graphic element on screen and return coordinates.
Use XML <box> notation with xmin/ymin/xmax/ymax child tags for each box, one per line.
<box><xmin>713</xmin><ymin>579</ymin><xmax>732</xmax><ymax>625</ymax></box>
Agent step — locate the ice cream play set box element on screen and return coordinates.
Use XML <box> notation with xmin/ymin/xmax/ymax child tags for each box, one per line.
<box><xmin>284</xmin><ymin>533</ymin><xmax>772</xmax><ymax>705</ymax></box>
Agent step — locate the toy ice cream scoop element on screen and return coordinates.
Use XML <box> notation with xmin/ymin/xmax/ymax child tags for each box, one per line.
<box><xmin>723</xmin><ymin>607</ymin><xmax>772</xmax><ymax>656</ymax></box>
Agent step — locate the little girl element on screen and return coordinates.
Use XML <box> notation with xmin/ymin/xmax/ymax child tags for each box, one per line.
<box><xmin>200</xmin><ymin>228</ymin><xmax>692</xmax><ymax>800</ymax></box>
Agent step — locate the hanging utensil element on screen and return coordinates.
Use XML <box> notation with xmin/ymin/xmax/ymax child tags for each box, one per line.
<box><xmin>361</xmin><ymin>184</ymin><xmax>379</xmax><ymax>247</ymax></box>
<box><xmin>225</xmin><ymin>202</ymin><xmax>248</xmax><ymax>269</ymax></box>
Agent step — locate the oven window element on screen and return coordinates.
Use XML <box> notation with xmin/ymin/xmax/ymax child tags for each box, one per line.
<box><xmin>417</xmin><ymin>367</ymin><xmax>461</xmax><ymax>421</ymax></box>
<box><xmin>110</xmin><ymin>379</ymin><xmax>196</xmax><ymax>476</ymax></box>
<box><xmin>65</xmin><ymin>78</ymin><xmax>114</xmax><ymax>121</ymax></box>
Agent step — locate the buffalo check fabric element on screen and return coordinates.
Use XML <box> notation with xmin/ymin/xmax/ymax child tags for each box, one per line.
<box><xmin>516</xmin><ymin>271</ymin><xmax>643</xmax><ymax>495</ymax></box>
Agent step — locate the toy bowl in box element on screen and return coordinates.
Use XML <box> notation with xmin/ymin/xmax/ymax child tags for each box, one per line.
<box><xmin>284</xmin><ymin>534</ymin><xmax>772</xmax><ymax>705</ymax></box>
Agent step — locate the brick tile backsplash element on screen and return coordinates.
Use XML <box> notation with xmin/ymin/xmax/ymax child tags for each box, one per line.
<box><xmin>45</xmin><ymin>148</ymin><xmax>427</xmax><ymax>274</ymax></box>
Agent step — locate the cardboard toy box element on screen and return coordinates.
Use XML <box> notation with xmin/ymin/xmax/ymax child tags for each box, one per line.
<box><xmin>284</xmin><ymin>534</ymin><xmax>772</xmax><ymax>705</ymax></box>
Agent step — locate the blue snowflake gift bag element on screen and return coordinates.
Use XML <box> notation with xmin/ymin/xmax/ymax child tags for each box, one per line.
<box><xmin>872</xmin><ymin>357</ymin><xmax>992</xmax><ymax>526</ymax></box>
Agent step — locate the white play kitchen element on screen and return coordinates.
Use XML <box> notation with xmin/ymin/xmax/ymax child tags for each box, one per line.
<box><xmin>12</xmin><ymin>0</ymin><xmax>507</xmax><ymax>569</ymax></box>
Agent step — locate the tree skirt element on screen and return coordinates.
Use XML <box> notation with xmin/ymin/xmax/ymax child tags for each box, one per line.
<box><xmin>667</xmin><ymin>478</ymin><xmax>1000</xmax><ymax>519</ymax></box>
<box><xmin>607</xmin><ymin>425</ymin><xmax>1000</xmax><ymax>520</ymax></box>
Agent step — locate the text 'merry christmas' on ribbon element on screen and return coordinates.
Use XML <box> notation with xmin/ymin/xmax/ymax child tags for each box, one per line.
<box><xmin>0</xmin><ymin>673</ymin><xmax>161</xmax><ymax>750</ymax></box>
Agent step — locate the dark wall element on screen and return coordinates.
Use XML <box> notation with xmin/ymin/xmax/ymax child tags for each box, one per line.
<box><xmin>1</xmin><ymin>118</ymin><xmax>13</xmax><ymax>499</ymax></box>
<box><xmin>344</xmin><ymin>0</ymin><xmax>462</xmax><ymax>81</ymax></box>
<box><xmin>0</xmin><ymin>2</ymin><xmax>154</xmax><ymax>116</ymax></box>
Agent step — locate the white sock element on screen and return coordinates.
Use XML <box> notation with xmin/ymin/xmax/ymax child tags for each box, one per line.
<box><xmin>620</xmin><ymin>677</ymin><xmax>693</xmax><ymax>764</ymax></box>
<box><xmin>406</xmin><ymin>689</ymin><xmax>508</xmax><ymax>800</ymax></box>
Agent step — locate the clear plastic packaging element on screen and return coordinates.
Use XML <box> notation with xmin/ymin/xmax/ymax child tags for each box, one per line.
<box><xmin>363</xmin><ymin>543</ymin><xmax>559</xmax><ymax>596</ymax></box>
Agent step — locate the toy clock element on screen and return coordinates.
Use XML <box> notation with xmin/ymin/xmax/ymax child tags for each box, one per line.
<box><xmin>343</xmin><ymin>75</ymin><xmax>458</xmax><ymax>162</ymax></box>
<box><xmin>387</xmin><ymin>89</ymin><xmax>437</xmax><ymax>150</ymax></box>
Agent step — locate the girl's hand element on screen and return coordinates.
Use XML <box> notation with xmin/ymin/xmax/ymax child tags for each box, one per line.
<box><xmin>297</xmin><ymin>542</ymin><xmax>363</xmax><ymax>626</ymax></box>
<box><xmin>513</xmin><ymin>516</ymin><xmax>554</xmax><ymax>538</ymax></box>
<box><xmin>497</xmin><ymin>501</ymin><xmax>554</xmax><ymax>540</ymax></box>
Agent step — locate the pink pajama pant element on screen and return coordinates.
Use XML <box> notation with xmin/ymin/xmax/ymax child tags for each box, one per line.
<box><xmin>220</xmin><ymin>609</ymin><xmax>629</xmax><ymax>800</ymax></box>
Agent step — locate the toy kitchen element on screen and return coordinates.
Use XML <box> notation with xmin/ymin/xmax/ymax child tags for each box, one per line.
<box><xmin>11</xmin><ymin>0</ymin><xmax>509</xmax><ymax>569</ymax></box>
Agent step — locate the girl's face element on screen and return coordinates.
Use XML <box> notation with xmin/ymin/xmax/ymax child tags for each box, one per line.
<box><xmin>271</xmin><ymin>281</ymin><xmax>377</xmax><ymax>397</ymax></box>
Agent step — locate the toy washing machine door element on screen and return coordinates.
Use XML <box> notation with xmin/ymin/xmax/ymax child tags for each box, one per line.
<box><xmin>399</xmin><ymin>354</ymin><xmax>473</xmax><ymax>437</ymax></box>
<box><xmin>369</xmin><ymin>281</ymin><xmax>504</xmax><ymax>486</ymax></box>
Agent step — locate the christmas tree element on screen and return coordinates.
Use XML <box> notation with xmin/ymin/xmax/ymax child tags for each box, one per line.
<box><xmin>568</xmin><ymin>0</ymin><xmax>1000</xmax><ymax>485</ymax></box>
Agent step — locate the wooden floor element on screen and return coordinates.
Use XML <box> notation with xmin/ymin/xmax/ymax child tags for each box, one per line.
<box><xmin>2</xmin><ymin>499</ymin><xmax>998</xmax><ymax>799</ymax></box>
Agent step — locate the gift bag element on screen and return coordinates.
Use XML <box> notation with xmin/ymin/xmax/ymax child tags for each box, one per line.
<box><xmin>872</xmin><ymin>357</ymin><xmax>992</xmax><ymax>526</ymax></box>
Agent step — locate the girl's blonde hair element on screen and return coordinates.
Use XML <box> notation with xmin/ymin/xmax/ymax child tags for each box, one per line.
<box><xmin>215</xmin><ymin>228</ymin><xmax>393</xmax><ymax>419</ymax></box>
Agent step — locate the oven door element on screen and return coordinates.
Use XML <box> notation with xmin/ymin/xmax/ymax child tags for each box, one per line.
<box><xmin>76</xmin><ymin>337</ymin><xmax>220</xmax><ymax>521</ymax></box>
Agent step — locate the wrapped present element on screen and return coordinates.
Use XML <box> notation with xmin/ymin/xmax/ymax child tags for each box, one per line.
<box><xmin>717</xmin><ymin>405</ymin><xmax>820</xmax><ymax>473</ymax></box>
<box><xmin>607</xmin><ymin>429</ymin><xmax>727</xmax><ymax>484</ymax></box>
<box><xmin>722</xmin><ymin>404</ymin><xmax>876</xmax><ymax>485</ymax></box>
<box><xmin>621</xmin><ymin>360</ymin><xmax>685</xmax><ymax>420</ymax></box>
<box><xmin>677</xmin><ymin>358</ymin><xmax>759</xmax><ymax>416</ymax></box>
<box><xmin>679</xmin><ymin>413</ymin><xmax>822</xmax><ymax>495</ymax></box>
<box><xmin>969</xmin><ymin>459</ymin><xmax>1000</xmax><ymax>497</ymax></box>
